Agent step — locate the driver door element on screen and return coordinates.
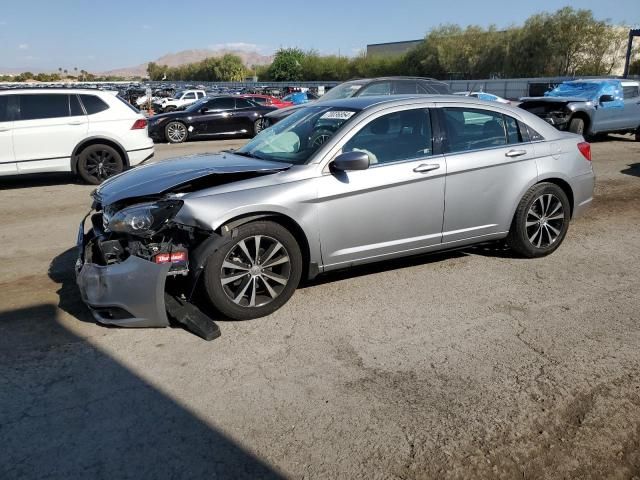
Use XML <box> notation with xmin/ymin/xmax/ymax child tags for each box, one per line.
<box><xmin>197</xmin><ymin>97</ymin><xmax>236</xmax><ymax>135</ymax></box>
<box><xmin>316</xmin><ymin>107</ymin><xmax>446</xmax><ymax>269</ymax></box>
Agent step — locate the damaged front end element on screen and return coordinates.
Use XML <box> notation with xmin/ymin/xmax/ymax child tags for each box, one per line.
<box><xmin>76</xmin><ymin>195</ymin><xmax>224</xmax><ymax>340</ymax></box>
<box><xmin>518</xmin><ymin>99</ymin><xmax>576</xmax><ymax>130</ymax></box>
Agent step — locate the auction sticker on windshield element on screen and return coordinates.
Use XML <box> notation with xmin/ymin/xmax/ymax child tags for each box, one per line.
<box><xmin>321</xmin><ymin>111</ymin><xmax>356</xmax><ymax>120</ymax></box>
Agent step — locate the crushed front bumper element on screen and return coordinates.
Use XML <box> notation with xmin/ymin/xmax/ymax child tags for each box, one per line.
<box><xmin>75</xmin><ymin>218</ymin><xmax>171</xmax><ymax>328</ymax></box>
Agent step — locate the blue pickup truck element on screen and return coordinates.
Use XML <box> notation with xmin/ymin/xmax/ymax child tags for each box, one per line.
<box><xmin>519</xmin><ymin>79</ymin><xmax>640</xmax><ymax>140</ymax></box>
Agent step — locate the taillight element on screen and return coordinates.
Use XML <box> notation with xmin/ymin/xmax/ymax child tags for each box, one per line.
<box><xmin>577</xmin><ymin>142</ymin><xmax>591</xmax><ymax>161</ymax></box>
<box><xmin>131</xmin><ymin>119</ymin><xmax>147</xmax><ymax>130</ymax></box>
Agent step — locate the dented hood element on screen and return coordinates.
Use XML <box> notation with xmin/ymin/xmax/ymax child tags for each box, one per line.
<box><xmin>94</xmin><ymin>153</ymin><xmax>291</xmax><ymax>205</ymax></box>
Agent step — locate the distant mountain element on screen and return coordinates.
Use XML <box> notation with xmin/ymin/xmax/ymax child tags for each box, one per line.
<box><xmin>101</xmin><ymin>48</ymin><xmax>273</xmax><ymax>78</ymax></box>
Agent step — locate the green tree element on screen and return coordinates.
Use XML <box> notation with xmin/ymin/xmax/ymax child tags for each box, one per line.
<box><xmin>268</xmin><ymin>48</ymin><xmax>305</xmax><ymax>81</ymax></box>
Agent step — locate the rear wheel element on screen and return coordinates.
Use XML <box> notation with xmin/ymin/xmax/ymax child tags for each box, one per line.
<box><xmin>203</xmin><ymin>221</ymin><xmax>303</xmax><ymax>320</ymax></box>
<box><xmin>253</xmin><ymin>118</ymin><xmax>266</xmax><ymax>136</ymax></box>
<box><xmin>77</xmin><ymin>144</ymin><xmax>124</xmax><ymax>184</ymax></box>
<box><xmin>507</xmin><ymin>183</ymin><xmax>571</xmax><ymax>258</ymax></box>
<box><xmin>165</xmin><ymin>121</ymin><xmax>188</xmax><ymax>143</ymax></box>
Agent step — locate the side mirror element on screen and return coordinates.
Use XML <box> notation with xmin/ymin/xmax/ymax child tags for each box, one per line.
<box><xmin>599</xmin><ymin>94</ymin><xmax>614</xmax><ymax>104</ymax></box>
<box><xmin>331</xmin><ymin>151</ymin><xmax>370</xmax><ymax>172</ymax></box>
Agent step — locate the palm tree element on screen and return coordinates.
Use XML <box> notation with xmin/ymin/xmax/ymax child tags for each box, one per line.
<box><xmin>74</xmin><ymin>67</ymin><xmax>78</xmax><ymax>79</ymax></box>
<box><xmin>63</xmin><ymin>69</ymin><xmax>68</xmax><ymax>77</ymax></box>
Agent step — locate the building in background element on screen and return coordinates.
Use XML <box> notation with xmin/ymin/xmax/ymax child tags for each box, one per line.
<box><xmin>366</xmin><ymin>40</ymin><xmax>423</xmax><ymax>58</ymax></box>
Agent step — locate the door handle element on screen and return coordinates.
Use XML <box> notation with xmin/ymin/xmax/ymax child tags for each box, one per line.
<box><xmin>505</xmin><ymin>149</ymin><xmax>527</xmax><ymax>158</ymax></box>
<box><xmin>0</xmin><ymin>127</ymin><xmax>10</xmax><ymax>132</ymax></box>
<box><xmin>413</xmin><ymin>163</ymin><xmax>440</xmax><ymax>173</ymax></box>
<box><xmin>68</xmin><ymin>120</ymin><xmax>84</xmax><ymax>125</ymax></box>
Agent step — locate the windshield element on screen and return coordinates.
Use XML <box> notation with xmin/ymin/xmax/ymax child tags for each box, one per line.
<box><xmin>236</xmin><ymin>106</ymin><xmax>361</xmax><ymax>164</ymax></box>
<box><xmin>172</xmin><ymin>90</ymin><xmax>185</xmax><ymax>99</ymax></box>
<box><xmin>318</xmin><ymin>81</ymin><xmax>365</xmax><ymax>102</ymax></box>
<box><xmin>545</xmin><ymin>82</ymin><xmax>602</xmax><ymax>100</ymax></box>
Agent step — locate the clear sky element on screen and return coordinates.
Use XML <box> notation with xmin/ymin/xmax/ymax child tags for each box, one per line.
<box><xmin>1</xmin><ymin>0</ymin><xmax>638</xmax><ymax>72</ymax></box>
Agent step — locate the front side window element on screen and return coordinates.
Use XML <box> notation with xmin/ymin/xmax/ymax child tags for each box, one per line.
<box><xmin>442</xmin><ymin>107</ymin><xmax>507</xmax><ymax>153</ymax></box>
<box><xmin>358</xmin><ymin>81</ymin><xmax>392</xmax><ymax>97</ymax></box>
<box><xmin>394</xmin><ymin>81</ymin><xmax>417</xmax><ymax>94</ymax></box>
<box><xmin>237</xmin><ymin>106</ymin><xmax>360</xmax><ymax>164</ymax></box>
<box><xmin>343</xmin><ymin>109</ymin><xmax>432</xmax><ymax>165</ymax></box>
<box><xmin>182</xmin><ymin>93</ymin><xmax>196</xmax><ymax>100</ymax></box>
<box><xmin>18</xmin><ymin>94</ymin><xmax>69</xmax><ymax>120</ymax></box>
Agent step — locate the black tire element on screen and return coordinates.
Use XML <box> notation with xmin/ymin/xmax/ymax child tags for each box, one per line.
<box><xmin>507</xmin><ymin>182</ymin><xmax>571</xmax><ymax>258</ymax></box>
<box><xmin>164</xmin><ymin>106</ymin><xmax>176</xmax><ymax>112</ymax></box>
<box><xmin>165</xmin><ymin>121</ymin><xmax>188</xmax><ymax>143</ymax></box>
<box><xmin>309</xmin><ymin>128</ymin><xmax>334</xmax><ymax>148</ymax></box>
<box><xmin>253</xmin><ymin>118</ymin><xmax>265</xmax><ymax>136</ymax></box>
<box><xmin>77</xmin><ymin>144</ymin><xmax>124</xmax><ymax>185</ymax></box>
<box><xmin>203</xmin><ymin>221</ymin><xmax>303</xmax><ymax>320</ymax></box>
<box><xmin>569</xmin><ymin>117</ymin><xmax>587</xmax><ymax>138</ymax></box>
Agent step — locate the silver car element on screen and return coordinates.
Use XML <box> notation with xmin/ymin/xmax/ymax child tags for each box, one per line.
<box><xmin>76</xmin><ymin>95</ymin><xmax>594</xmax><ymax>335</ymax></box>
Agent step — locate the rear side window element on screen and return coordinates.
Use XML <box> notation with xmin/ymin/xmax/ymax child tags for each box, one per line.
<box><xmin>623</xmin><ymin>85</ymin><xmax>639</xmax><ymax>99</ymax></box>
<box><xmin>504</xmin><ymin>115</ymin><xmax>525</xmax><ymax>144</ymax></box>
<box><xmin>0</xmin><ymin>96</ymin><xmax>8</xmax><ymax>122</ymax></box>
<box><xmin>442</xmin><ymin>107</ymin><xmax>507</xmax><ymax>153</ymax></box>
<box><xmin>234</xmin><ymin>98</ymin><xmax>255</xmax><ymax>109</ymax></box>
<box><xmin>18</xmin><ymin>94</ymin><xmax>69</xmax><ymax>120</ymax></box>
<box><xmin>80</xmin><ymin>94</ymin><xmax>109</xmax><ymax>115</ymax></box>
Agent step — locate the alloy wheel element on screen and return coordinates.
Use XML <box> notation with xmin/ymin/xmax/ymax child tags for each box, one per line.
<box><xmin>220</xmin><ymin>235</ymin><xmax>291</xmax><ymax>308</ymax></box>
<box><xmin>167</xmin><ymin>122</ymin><xmax>187</xmax><ymax>142</ymax></box>
<box><xmin>526</xmin><ymin>193</ymin><xmax>565</xmax><ymax>248</ymax></box>
<box><xmin>85</xmin><ymin>149</ymin><xmax>120</xmax><ymax>181</ymax></box>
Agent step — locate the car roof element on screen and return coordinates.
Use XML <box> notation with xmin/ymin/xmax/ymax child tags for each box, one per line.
<box><xmin>315</xmin><ymin>94</ymin><xmax>505</xmax><ymax>110</ymax></box>
<box><xmin>0</xmin><ymin>88</ymin><xmax>114</xmax><ymax>94</ymax></box>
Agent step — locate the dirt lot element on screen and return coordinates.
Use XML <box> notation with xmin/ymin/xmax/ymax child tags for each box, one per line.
<box><xmin>1</xmin><ymin>136</ymin><xmax>639</xmax><ymax>479</ymax></box>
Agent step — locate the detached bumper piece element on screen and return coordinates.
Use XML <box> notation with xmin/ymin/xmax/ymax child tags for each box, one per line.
<box><xmin>76</xmin><ymin>216</ymin><xmax>221</xmax><ymax>340</ymax></box>
<box><xmin>77</xmin><ymin>255</ymin><xmax>172</xmax><ymax>328</ymax></box>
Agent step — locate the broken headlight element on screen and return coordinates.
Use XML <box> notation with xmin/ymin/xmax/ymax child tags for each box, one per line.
<box><xmin>107</xmin><ymin>200</ymin><xmax>183</xmax><ymax>238</ymax></box>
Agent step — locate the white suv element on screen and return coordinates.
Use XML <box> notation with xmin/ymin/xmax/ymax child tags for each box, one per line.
<box><xmin>155</xmin><ymin>89</ymin><xmax>206</xmax><ymax>112</ymax></box>
<box><xmin>0</xmin><ymin>89</ymin><xmax>154</xmax><ymax>184</ymax></box>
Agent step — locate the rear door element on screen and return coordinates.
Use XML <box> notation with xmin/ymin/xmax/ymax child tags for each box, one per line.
<box><xmin>0</xmin><ymin>94</ymin><xmax>16</xmax><ymax>174</ymax></box>
<box><xmin>13</xmin><ymin>93</ymin><xmax>88</xmax><ymax>173</ymax></box>
<box><xmin>621</xmin><ymin>83</ymin><xmax>640</xmax><ymax>130</ymax></box>
<box><xmin>438</xmin><ymin>104</ymin><xmax>538</xmax><ymax>243</ymax></box>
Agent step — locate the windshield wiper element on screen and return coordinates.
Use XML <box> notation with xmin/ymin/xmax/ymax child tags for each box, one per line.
<box><xmin>228</xmin><ymin>150</ymin><xmax>267</xmax><ymax>160</ymax></box>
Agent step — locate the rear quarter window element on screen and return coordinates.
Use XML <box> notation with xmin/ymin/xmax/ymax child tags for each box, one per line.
<box><xmin>80</xmin><ymin>94</ymin><xmax>110</xmax><ymax>115</ymax></box>
<box><xmin>623</xmin><ymin>85</ymin><xmax>639</xmax><ymax>99</ymax></box>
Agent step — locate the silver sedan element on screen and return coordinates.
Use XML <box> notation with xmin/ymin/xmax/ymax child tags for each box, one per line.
<box><xmin>77</xmin><ymin>95</ymin><xmax>594</xmax><ymax>333</ymax></box>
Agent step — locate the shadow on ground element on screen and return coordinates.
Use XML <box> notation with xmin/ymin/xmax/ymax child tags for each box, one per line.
<box><xmin>0</xmin><ymin>302</ymin><xmax>285</xmax><ymax>479</ymax></box>
<box><xmin>621</xmin><ymin>163</ymin><xmax>640</xmax><ymax>178</ymax></box>
<box><xmin>0</xmin><ymin>172</ymin><xmax>82</xmax><ymax>190</ymax></box>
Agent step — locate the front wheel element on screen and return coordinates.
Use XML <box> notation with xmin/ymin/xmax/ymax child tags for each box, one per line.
<box><xmin>165</xmin><ymin>121</ymin><xmax>188</xmax><ymax>143</ymax></box>
<box><xmin>507</xmin><ymin>183</ymin><xmax>571</xmax><ymax>258</ymax></box>
<box><xmin>203</xmin><ymin>221</ymin><xmax>303</xmax><ymax>320</ymax></box>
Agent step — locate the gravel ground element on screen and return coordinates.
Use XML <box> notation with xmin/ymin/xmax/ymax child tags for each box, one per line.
<box><xmin>0</xmin><ymin>136</ymin><xmax>639</xmax><ymax>479</ymax></box>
